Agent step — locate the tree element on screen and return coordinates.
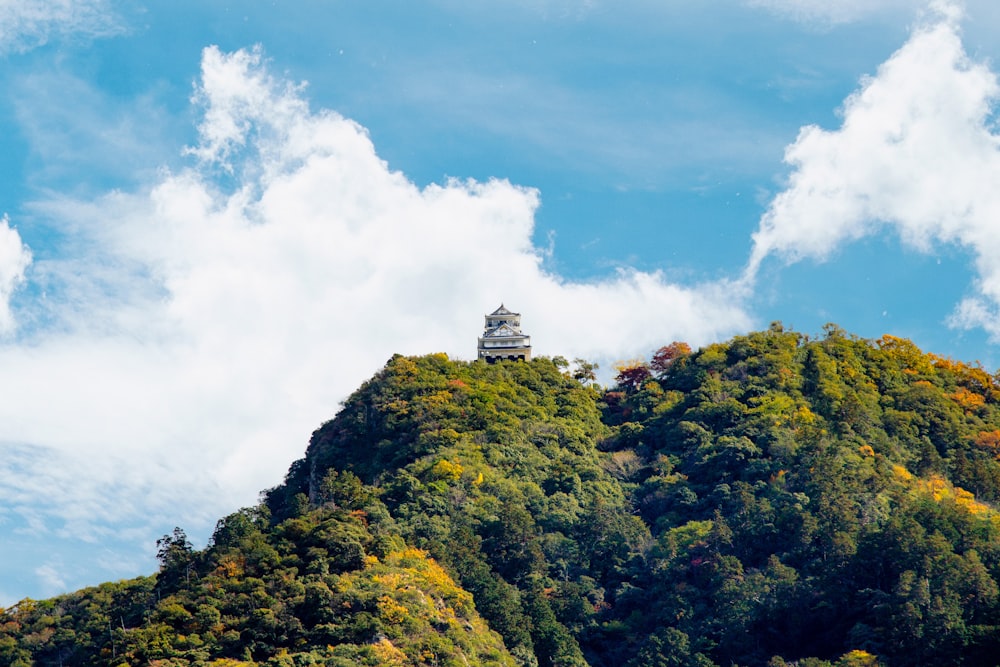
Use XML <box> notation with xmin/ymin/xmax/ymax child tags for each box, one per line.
<box><xmin>629</xmin><ymin>627</ymin><xmax>713</xmax><ymax>667</ymax></box>
<box><xmin>572</xmin><ymin>358</ymin><xmax>599</xmax><ymax>384</ymax></box>
<box><xmin>156</xmin><ymin>527</ymin><xmax>195</xmax><ymax>590</ymax></box>
<box><xmin>651</xmin><ymin>342</ymin><xmax>692</xmax><ymax>377</ymax></box>
<box><xmin>615</xmin><ymin>361</ymin><xmax>651</xmax><ymax>393</ymax></box>
<box><xmin>156</xmin><ymin>527</ymin><xmax>193</xmax><ymax>568</ymax></box>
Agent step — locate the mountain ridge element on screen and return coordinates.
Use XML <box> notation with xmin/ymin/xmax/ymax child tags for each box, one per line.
<box><xmin>6</xmin><ymin>325</ymin><xmax>1000</xmax><ymax>666</ymax></box>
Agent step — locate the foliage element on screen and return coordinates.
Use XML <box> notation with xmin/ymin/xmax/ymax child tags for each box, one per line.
<box><xmin>0</xmin><ymin>503</ymin><xmax>514</xmax><ymax>666</ymax></box>
<box><xmin>11</xmin><ymin>330</ymin><xmax>1000</xmax><ymax>666</ymax></box>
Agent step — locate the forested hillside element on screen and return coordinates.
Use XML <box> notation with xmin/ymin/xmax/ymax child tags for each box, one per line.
<box><xmin>6</xmin><ymin>325</ymin><xmax>1000</xmax><ymax>666</ymax></box>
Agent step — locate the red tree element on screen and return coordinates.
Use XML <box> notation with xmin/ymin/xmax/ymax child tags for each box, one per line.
<box><xmin>615</xmin><ymin>362</ymin><xmax>651</xmax><ymax>393</ymax></box>
<box><xmin>651</xmin><ymin>342</ymin><xmax>692</xmax><ymax>376</ymax></box>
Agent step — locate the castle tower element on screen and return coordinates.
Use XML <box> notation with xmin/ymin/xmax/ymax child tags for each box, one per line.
<box><xmin>478</xmin><ymin>304</ymin><xmax>532</xmax><ymax>363</ymax></box>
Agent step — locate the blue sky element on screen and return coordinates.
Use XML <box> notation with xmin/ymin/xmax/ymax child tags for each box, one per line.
<box><xmin>2</xmin><ymin>0</ymin><xmax>1000</xmax><ymax>602</ymax></box>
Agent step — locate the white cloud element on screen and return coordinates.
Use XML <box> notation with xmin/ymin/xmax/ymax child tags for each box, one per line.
<box><xmin>745</xmin><ymin>2</ymin><xmax>1000</xmax><ymax>337</ymax></box>
<box><xmin>0</xmin><ymin>44</ymin><xmax>751</xmax><ymax>590</ymax></box>
<box><xmin>0</xmin><ymin>0</ymin><xmax>124</xmax><ymax>55</ymax></box>
<box><xmin>0</xmin><ymin>216</ymin><xmax>31</xmax><ymax>334</ymax></box>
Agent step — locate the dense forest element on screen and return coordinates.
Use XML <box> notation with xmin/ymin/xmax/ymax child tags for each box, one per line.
<box><xmin>6</xmin><ymin>324</ymin><xmax>1000</xmax><ymax>666</ymax></box>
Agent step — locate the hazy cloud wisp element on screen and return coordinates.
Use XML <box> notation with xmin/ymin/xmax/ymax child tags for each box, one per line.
<box><xmin>744</xmin><ymin>0</ymin><xmax>945</xmax><ymax>25</ymax></box>
<box><xmin>0</xmin><ymin>0</ymin><xmax>124</xmax><ymax>55</ymax></box>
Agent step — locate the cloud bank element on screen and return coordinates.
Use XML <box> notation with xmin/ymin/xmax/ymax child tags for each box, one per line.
<box><xmin>0</xmin><ymin>44</ymin><xmax>751</xmax><ymax>591</ymax></box>
<box><xmin>747</xmin><ymin>1</ymin><xmax>1000</xmax><ymax>337</ymax></box>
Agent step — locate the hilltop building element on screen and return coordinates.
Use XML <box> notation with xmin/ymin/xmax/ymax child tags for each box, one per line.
<box><xmin>478</xmin><ymin>304</ymin><xmax>532</xmax><ymax>363</ymax></box>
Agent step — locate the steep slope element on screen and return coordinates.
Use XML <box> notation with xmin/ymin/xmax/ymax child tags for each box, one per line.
<box><xmin>264</xmin><ymin>335</ymin><xmax>1000</xmax><ymax>666</ymax></box>
<box><xmin>607</xmin><ymin>326</ymin><xmax>1000</xmax><ymax>666</ymax></box>
<box><xmin>0</xmin><ymin>503</ymin><xmax>517</xmax><ymax>666</ymax></box>
<box><xmin>265</xmin><ymin>353</ymin><xmax>645</xmax><ymax>667</ymax></box>
<box><xmin>7</xmin><ymin>328</ymin><xmax>1000</xmax><ymax>666</ymax></box>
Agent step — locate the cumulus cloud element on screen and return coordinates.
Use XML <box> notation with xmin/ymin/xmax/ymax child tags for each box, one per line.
<box><xmin>745</xmin><ymin>1</ymin><xmax>1000</xmax><ymax>336</ymax></box>
<box><xmin>0</xmin><ymin>44</ymin><xmax>751</xmax><ymax>590</ymax></box>
<box><xmin>0</xmin><ymin>0</ymin><xmax>124</xmax><ymax>55</ymax></box>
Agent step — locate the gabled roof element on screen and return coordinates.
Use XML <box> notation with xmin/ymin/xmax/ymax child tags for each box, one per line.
<box><xmin>489</xmin><ymin>303</ymin><xmax>517</xmax><ymax>317</ymax></box>
<box><xmin>483</xmin><ymin>323</ymin><xmax>522</xmax><ymax>338</ymax></box>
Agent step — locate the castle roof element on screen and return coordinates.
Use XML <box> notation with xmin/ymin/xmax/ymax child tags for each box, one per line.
<box><xmin>483</xmin><ymin>323</ymin><xmax>523</xmax><ymax>338</ymax></box>
<box><xmin>488</xmin><ymin>304</ymin><xmax>517</xmax><ymax>317</ymax></box>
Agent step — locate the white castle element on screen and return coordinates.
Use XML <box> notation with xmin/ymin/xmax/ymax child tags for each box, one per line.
<box><xmin>477</xmin><ymin>304</ymin><xmax>532</xmax><ymax>363</ymax></box>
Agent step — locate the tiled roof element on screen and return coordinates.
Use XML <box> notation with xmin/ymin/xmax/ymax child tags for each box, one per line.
<box><xmin>489</xmin><ymin>304</ymin><xmax>517</xmax><ymax>316</ymax></box>
<box><xmin>484</xmin><ymin>323</ymin><xmax>522</xmax><ymax>338</ymax></box>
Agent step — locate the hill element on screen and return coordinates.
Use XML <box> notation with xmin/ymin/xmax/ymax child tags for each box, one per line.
<box><xmin>6</xmin><ymin>325</ymin><xmax>1000</xmax><ymax>666</ymax></box>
